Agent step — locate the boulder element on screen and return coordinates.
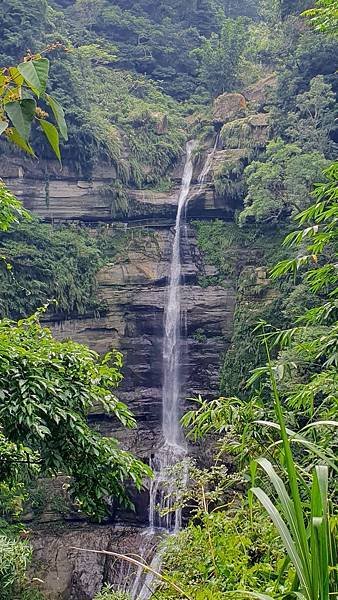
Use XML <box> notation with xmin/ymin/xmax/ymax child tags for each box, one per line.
<box><xmin>151</xmin><ymin>111</ymin><xmax>168</xmax><ymax>135</ymax></box>
<box><xmin>221</xmin><ymin>113</ymin><xmax>270</xmax><ymax>150</ymax></box>
<box><xmin>243</xmin><ymin>73</ymin><xmax>277</xmax><ymax>108</ymax></box>
<box><xmin>212</xmin><ymin>92</ymin><xmax>247</xmax><ymax>125</ymax></box>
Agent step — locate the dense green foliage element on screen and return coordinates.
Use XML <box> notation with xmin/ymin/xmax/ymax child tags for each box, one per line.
<box><xmin>240</xmin><ymin>140</ymin><xmax>328</xmax><ymax>225</ymax></box>
<box><xmin>0</xmin><ymin>310</ymin><xmax>151</xmax><ymax>519</ymax></box>
<box><xmin>0</xmin><ymin>533</ymin><xmax>33</xmax><ymax>600</ymax></box>
<box><xmin>193</xmin><ymin>18</ymin><xmax>247</xmax><ymax>96</ymax></box>
<box><xmin>0</xmin><ymin>220</ymin><xmax>102</xmax><ymax>318</ymax></box>
<box><xmin>302</xmin><ymin>0</ymin><xmax>338</xmax><ymax>35</ymax></box>
<box><xmin>160</xmin><ymin>506</ymin><xmax>287</xmax><ymax>598</ymax></box>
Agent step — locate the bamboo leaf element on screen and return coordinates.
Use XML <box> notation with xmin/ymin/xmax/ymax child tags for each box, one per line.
<box><xmin>255</xmin><ymin>421</ymin><xmax>338</xmax><ymax>473</ymax></box>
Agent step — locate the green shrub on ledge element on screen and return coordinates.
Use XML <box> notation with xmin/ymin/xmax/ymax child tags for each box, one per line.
<box><xmin>0</xmin><ymin>220</ymin><xmax>102</xmax><ymax>318</ymax></box>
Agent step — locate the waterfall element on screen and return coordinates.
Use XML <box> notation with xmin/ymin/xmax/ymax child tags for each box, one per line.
<box><xmin>198</xmin><ymin>134</ymin><xmax>219</xmax><ymax>188</ymax></box>
<box><xmin>151</xmin><ymin>139</ymin><xmax>196</xmax><ymax>530</ymax></box>
<box><xmin>130</xmin><ymin>141</ymin><xmax>196</xmax><ymax>600</ymax></box>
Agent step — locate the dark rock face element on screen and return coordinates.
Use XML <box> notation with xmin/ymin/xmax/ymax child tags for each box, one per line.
<box><xmin>29</xmin><ymin>523</ymin><xmax>150</xmax><ymax>600</ymax></box>
<box><xmin>46</xmin><ymin>224</ymin><xmax>235</xmax><ymax>457</ymax></box>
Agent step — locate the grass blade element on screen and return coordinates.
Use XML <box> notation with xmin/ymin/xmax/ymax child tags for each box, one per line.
<box><xmin>311</xmin><ymin>466</ymin><xmax>329</xmax><ymax>600</ymax></box>
<box><xmin>255</xmin><ymin>457</ymin><xmax>309</xmax><ymax>577</ymax></box>
<box><xmin>252</xmin><ymin>487</ymin><xmax>308</xmax><ymax>592</ymax></box>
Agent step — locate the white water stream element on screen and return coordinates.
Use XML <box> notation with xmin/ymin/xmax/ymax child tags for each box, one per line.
<box><xmin>198</xmin><ymin>133</ymin><xmax>219</xmax><ymax>188</ymax></box>
<box><xmin>129</xmin><ymin>141</ymin><xmax>197</xmax><ymax>600</ymax></box>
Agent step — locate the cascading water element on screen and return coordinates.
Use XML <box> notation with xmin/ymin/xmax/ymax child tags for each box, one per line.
<box><xmin>151</xmin><ymin>139</ymin><xmax>197</xmax><ymax>530</ymax></box>
<box><xmin>198</xmin><ymin>133</ymin><xmax>220</xmax><ymax>188</ymax></box>
<box><xmin>130</xmin><ymin>140</ymin><xmax>197</xmax><ymax>600</ymax></box>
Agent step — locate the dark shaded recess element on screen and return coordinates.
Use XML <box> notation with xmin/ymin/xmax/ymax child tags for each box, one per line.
<box><xmin>281</xmin><ymin>0</ymin><xmax>313</xmax><ymax>18</ymax></box>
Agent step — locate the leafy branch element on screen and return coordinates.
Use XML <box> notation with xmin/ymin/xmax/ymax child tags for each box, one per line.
<box><xmin>0</xmin><ymin>45</ymin><xmax>68</xmax><ymax>160</ymax></box>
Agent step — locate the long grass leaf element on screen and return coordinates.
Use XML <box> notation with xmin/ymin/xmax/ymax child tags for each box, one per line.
<box><xmin>260</xmin><ymin>340</ymin><xmax>311</xmax><ymax>591</ymax></box>
<box><xmin>256</xmin><ymin>458</ymin><xmax>309</xmax><ymax>577</ymax></box>
<box><xmin>311</xmin><ymin>466</ymin><xmax>329</xmax><ymax>600</ymax></box>
<box><xmin>252</xmin><ymin>487</ymin><xmax>309</xmax><ymax>593</ymax></box>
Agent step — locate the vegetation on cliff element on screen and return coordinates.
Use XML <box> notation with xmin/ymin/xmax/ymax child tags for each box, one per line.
<box><xmin>135</xmin><ymin>161</ymin><xmax>338</xmax><ymax>600</ymax></box>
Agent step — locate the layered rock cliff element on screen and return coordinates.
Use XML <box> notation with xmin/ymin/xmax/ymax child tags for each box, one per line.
<box><xmin>1</xmin><ymin>81</ymin><xmax>275</xmax><ymax>599</ymax></box>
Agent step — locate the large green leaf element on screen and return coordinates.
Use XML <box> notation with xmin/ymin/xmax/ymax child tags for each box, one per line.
<box><xmin>38</xmin><ymin>119</ymin><xmax>61</xmax><ymax>162</ymax></box>
<box><xmin>256</xmin><ymin>458</ymin><xmax>307</xmax><ymax>565</ymax></box>
<box><xmin>5</xmin><ymin>99</ymin><xmax>36</xmax><ymax>141</ymax></box>
<box><xmin>6</xmin><ymin>127</ymin><xmax>35</xmax><ymax>155</ymax></box>
<box><xmin>45</xmin><ymin>94</ymin><xmax>68</xmax><ymax>141</ymax></box>
<box><xmin>8</xmin><ymin>66</ymin><xmax>24</xmax><ymax>87</ymax></box>
<box><xmin>18</xmin><ymin>58</ymin><xmax>49</xmax><ymax>96</ymax></box>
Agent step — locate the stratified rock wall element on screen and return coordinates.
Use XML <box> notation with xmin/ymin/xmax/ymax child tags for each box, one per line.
<box><xmin>2</xmin><ymin>153</ymin><xmax>236</xmax><ymax>458</ymax></box>
<box><xmin>45</xmin><ymin>224</ymin><xmax>235</xmax><ymax>457</ymax></box>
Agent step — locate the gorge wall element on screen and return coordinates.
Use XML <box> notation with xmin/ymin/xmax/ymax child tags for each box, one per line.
<box><xmin>3</xmin><ymin>147</ymin><xmax>237</xmax><ymax>457</ymax></box>
<box><xmin>1</xmin><ymin>85</ymin><xmax>275</xmax><ymax>599</ymax></box>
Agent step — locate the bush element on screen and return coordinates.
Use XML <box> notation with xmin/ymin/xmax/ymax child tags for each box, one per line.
<box><xmin>158</xmin><ymin>506</ymin><xmax>288</xmax><ymax>598</ymax></box>
<box><xmin>0</xmin><ymin>220</ymin><xmax>102</xmax><ymax>318</ymax></box>
<box><xmin>0</xmin><ymin>535</ymin><xmax>32</xmax><ymax>600</ymax></box>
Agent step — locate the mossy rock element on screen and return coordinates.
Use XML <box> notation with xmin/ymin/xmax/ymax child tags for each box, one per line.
<box><xmin>221</xmin><ymin>113</ymin><xmax>270</xmax><ymax>150</ymax></box>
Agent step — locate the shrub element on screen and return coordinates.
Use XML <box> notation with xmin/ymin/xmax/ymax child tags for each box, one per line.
<box><xmin>0</xmin><ymin>535</ymin><xmax>32</xmax><ymax>600</ymax></box>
